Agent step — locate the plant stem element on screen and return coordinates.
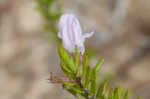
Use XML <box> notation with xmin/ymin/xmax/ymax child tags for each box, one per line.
<box><xmin>76</xmin><ymin>77</ymin><xmax>89</xmax><ymax>99</ymax></box>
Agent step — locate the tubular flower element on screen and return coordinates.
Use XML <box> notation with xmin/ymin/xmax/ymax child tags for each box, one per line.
<box><xmin>58</xmin><ymin>14</ymin><xmax>94</xmax><ymax>54</ymax></box>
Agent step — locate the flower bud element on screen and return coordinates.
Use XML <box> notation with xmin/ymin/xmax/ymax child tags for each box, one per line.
<box><xmin>58</xmin><ymin>14</ymin><xmax>94</xmax><ymax>54</ymax></box>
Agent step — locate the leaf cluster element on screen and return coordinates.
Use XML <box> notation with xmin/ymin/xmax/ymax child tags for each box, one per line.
<box><xmin>58</xmin><ymin>46</ymin><xmax>141</xmax><ymax>99</ymax></box>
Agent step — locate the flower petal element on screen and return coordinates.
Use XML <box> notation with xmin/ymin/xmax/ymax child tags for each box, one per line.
<box><xmin>58</xmin><ymin>13</ymin><xmax>94</xmax><ymax>54</ymax></box>
<box><xmin>83</xmin><ymin>31</ymin><xmax>94</xmax><ymax>39</ymax></box>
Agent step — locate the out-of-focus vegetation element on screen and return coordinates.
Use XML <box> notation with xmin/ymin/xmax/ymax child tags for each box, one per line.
<box><xmin>34</xmin><ymin>0</ymin><xmax>61</xmax><ymax>44</ymax></box>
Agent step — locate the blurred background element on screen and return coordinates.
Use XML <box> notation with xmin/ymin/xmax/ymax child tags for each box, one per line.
<box><xmin>0</xmin><ymin>0</ymin><xmax>150</xmax><ymax>99</ymax></box>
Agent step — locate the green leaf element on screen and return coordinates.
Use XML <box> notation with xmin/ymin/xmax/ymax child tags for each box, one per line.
<box><xmin>60</xmin><ymin>61</ymin><xmax>75</xmax><ymax>79</ymax></box>
<box><xmin>90</xmin><ymin>69</ymin><xmax>97</xmax><ymax>94</ymax></box>
<box><xmin>75</xmin><ymin>47</ymin><xmax>79</xmax><ymax>71</ymax></box>
<box><xmin>89</xmin><ymin>58</ymin><xmax>104</xmax><ymax>95</ymax></box>
<box><xmin>84</xmin><ymin>66</ymin><xmax>91</xmax><ymax>89</ymax></box>
<box><xmin>108</xmin><ymin>88</ymin><xmax>114</xmax><ymax>99</ymax></box>
<box><xmin>94</xmin><ymin>58</ymin><xmax>104</xmax><ymax>71</ymax></box>
<box><xmin>58</xmin><ymin>46</ymin><xmax>78</xmax><ymax>80</ymax></box>
<box><xmin>58</xmin><ymin>45</ymin><xmax>75</xmax><ymax>72</ymax></box>
<box><xmin>117</xmin><ymin>87</ymin><xmax>122</xmax><ymax>99</ymax></box>
<box><xmin>124</xmin><ymin>89</ymin><xmax>130</xmax><ymax>99</ymax></box>
<box><xmin>63</xmin><ymin>82</ymin><xmax>86</xmax><ymax>98</ymax></box>
<box><xmin>81</xmin><ymin>49</ymin><xmax>88</xmax><ymax>77</ymax></box>
<box><xmin>114</xmin><ymin>88</ymin><xmax>119</xmax><ymax>99</ymax></box>
<box><xmin>96</xmin><ymin>82</ymin><xmax>107</xmax><ymax>99</ymax></box>
<box><xmin>63</xmin><ymin>82</ymin><xmax>76</xmax><ymax>87</ymax></box>
<box><xmin>63</xmin><ymin>84</ymin><xmax>77</xmax><ymax>96</ymax></box>
<box><xmin>102</xmin><ymin>95</ymin><xmax>106</xmax><ymax>99</ymax></box>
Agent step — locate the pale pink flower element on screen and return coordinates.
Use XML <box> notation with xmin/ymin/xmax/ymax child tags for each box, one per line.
<box><xmin>58</xmin><ymin>14</ymin><xmax>94</xmax><ymax>54</ymax></box>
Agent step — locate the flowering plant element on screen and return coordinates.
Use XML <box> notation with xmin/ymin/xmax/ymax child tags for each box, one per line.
<box><xmin>49</xmin><ymin>14</ymin><xmax>140</xmax><ymax>99</ymax></box>
<box><xmin>35</xmin><ymin>0</ymin><xmax>141</xmax><ymax>99</ymax></box>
